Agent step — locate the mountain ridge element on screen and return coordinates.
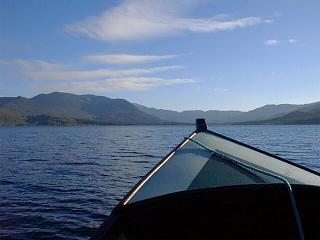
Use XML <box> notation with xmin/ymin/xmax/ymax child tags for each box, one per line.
<box><xmin>0</xmin><ymin>92</ymin><xmax>319</xmax><ymax>125</ymax></box>
<box><xmin>0</xmin><ymin>92</ymin><xmax>165</xmax><ymax>125</ymax></box>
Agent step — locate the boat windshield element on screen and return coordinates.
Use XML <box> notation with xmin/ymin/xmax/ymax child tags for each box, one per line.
<box><xmin>126</xmin><ymin>130</ymin><xmax>320</xmax><ymax>204</ymax></box>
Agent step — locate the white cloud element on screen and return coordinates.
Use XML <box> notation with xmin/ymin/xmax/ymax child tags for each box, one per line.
<box><xmin>65</xmin><ymin>0</ymin><xmax>263</xmax><ymax>41</ymax></box>
<box><xmin>288</xmin><ymin>38</ymin><xmax>297</xmax><ymax>44</ymax></box>
<box><xmin>1</xmin><ymin>58</ymin><xmax>193</xmax><ymax>92</ymax></box>
<box><xmin>83</xmin><ymin>54</ymin><xmax>177</xmax><ymax>64</ymax></box>
<box><xmin>264</xmin><ymin>39</ymin><xmax>279</xmax><ymax>46</ymax></box>
<box><xmin>36</xmin><ymin>77</ymin><xmax>195</xmax><ymax>93</ymax></box>
<box><xmin>0</xmin><ymin>59</ymin><xmax>65</xmax><ymax>71</ymax></box>
<box><xmin>212</xmin><ymin>88</ymin><xmax>228</xmax><ymax>93</ymax></box>
<box><xmin>274</xmin><ymin>11</ymin><xmax>282</xmax><ymax>17</ymax></box>
<box><xmin>28</xmin><ymin>65</ymin><xmax>182</xmax><ymax>80</ymax></box>
<box><xmin>0</xmin><ymin>59</ymin><xmax>182</xmax><ymax>80</ymax></box>
<box><xmin>264</xmin><ymin>19</ymin><xmax>274</xmax><ymax>24</ymax></box>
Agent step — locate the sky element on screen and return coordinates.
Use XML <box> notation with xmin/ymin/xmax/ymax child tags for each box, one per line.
<box><xmin>0</xmin><ymin>0</ymin><xmax>320</xmax><ymax>111</ymax></box>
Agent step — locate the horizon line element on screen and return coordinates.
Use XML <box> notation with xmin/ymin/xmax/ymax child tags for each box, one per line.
<box><xmin>1</xmin><ymin>91</ymin><xmax>319</xmax><ymax>113</ymax></box>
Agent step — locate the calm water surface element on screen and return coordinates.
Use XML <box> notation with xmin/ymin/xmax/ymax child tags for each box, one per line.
<box><xmin>1</xmin><ymin>125</ymin><xmax>320</xmax><ymax>239</ymax></box>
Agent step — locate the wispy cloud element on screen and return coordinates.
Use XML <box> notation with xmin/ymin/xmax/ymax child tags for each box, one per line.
<box><xmin>212</xmin><ymin>88</ymin><xmax>228</xmax><ymax>93</ymax></box>
<box><xmin>288</xmin><ymin>38</ymin><xmax>298</xmax><ymax>44</ymax></box>
<box><xmin>0</xmin><ymin>59</ymin><xmax>182</xmax><ymax>80</ymax></box>
<box><xmin>264</xmin><ymin>38</ymin><xmax>298</xmax><ymax>46</ymax></box>
<box><xmin>264</xmin><ymin>19</ymin><xmax>274</xmax><ymax>24</ymax></box>
<box><xmin>36</xmin><ymin>77</ymin><xmax>195</xmax><ymax>93</ymax></box>
<box><xmin>83</xmin><ymin>54</ymin><xmax>178</xmax><ymax>64</ymax></box>
<box><xmin>1</xmin><ymin>58</ymin><xmax>193</xmax><ymax>92</ymax></box>
<box><xmin>28</xmin><ymin>65</ymin><xmax>183</xmax><ymax>80</ymax></box>
<box><xmin>66</xmin><ymin>0</ymin><xmax>263</xmax><ymax>41</ymax></box>
<box><xmin>0</xmin><ymin>59</ymin><xmax>65</xmax><ymax>71</ymax></box>
<box><xmin>264</xmin><ymin>39</ymin><xmax>279</xmax><ymax>46</ymax></box>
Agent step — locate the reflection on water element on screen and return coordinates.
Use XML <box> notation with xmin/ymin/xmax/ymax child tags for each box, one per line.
<box><xmin>0</xmin><ymin>125</ymin><xmax>319</xmax><ymax>239</ymax></box>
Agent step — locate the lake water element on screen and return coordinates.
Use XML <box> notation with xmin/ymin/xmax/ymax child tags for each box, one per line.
<box><xmin>1</xmin><ymin>125</ymin><xmax>320</xmax><ymax>239</ymax></box>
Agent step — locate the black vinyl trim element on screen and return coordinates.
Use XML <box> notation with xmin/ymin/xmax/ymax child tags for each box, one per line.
<box><xmin>91</xmin><ymin>213</ymin><xmax>119</xmax><ymax>240</ymax></box>
<box><xmin>116</xmin><ymin>183</ymin><xmax>320</xmax><ymax>212</ymax></box>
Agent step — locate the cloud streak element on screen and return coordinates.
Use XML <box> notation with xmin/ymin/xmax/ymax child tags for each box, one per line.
<box><xmin>1</xmin><ymin>58</ymin><xmax>193</xmax><ymax>93</ymax></box>
<box><xmin>36</xmin><ymin>77</ymin><xmax>195</xmax><ymax>93</ymax></box>
<box><xmin>28</xmin><ymin>65</ymin><xmax>183</xmax><ymax>81</ymax></box>
<box><xmin>83</xmin><ymin>54</ymin><xmax>178</xmax><ymax>64</ymax></box>
<box><xmin>66</xmin><ymin>0</ymin><xmax>263</xmax><ymax>41</ymax></box>
<box><xmin>264</xmin><ymin>39</ymin><xmax>279</xmax><ymax>46</ymax></box>
<box><xmin>288</xmin><ymin>38</ymin><xmax>298</xmax><ymax>44</ymax></box>
<box><xmin>0</xmin><ymin>59</ymin><xmax>182</xmax><ymax>80</ymax></box>
<box><xmin>0</xmin><ymin>59</ymin><xmax>65</xmax><ymax>71</ymax></box>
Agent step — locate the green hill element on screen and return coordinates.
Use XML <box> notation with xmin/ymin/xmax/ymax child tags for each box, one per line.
<box><xmin>1</xmin><ymin>92</ymin><xmax>319</xmax><ymax>125</ymax></box>
<box><xmin>0</xmin><ymin>92</ymin><xmax>164</xmax><ymax>125</ymax></box>
<box><xmin>236</xmin><ymin>102</ymin><xmax>320</xmax><ymax>125</ymax></box>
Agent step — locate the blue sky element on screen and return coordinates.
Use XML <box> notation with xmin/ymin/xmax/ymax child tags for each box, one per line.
<box><xmin>0</xmin><ymin>0</ymin><xmax>319</xmax><ymax>111</ymax></box>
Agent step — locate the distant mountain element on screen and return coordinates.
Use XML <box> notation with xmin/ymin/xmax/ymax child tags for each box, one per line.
<box><xmin>238</xmin><ymin>102</ymin><xmax>320</xmax><ymax>125</ymax></box>
<box><xmin>0</xmin><ymin>92</ymin><xmax>164</xmax><ymax>125</ymax></box>
<box><xmin>0</xmin><ymin>92</ymin><xmax>319</xmax><ymax>125</ymax></box>
<box><xmin>0</xmin><ymin>108</ymin><xmax>25</xmax><ymax>125</ymax></box>
<box><xmin>135</xmin><ymin>104</ymin><xmax>243</xmax><ymax>124</ymax></box>
<box><xmin>232</xmin><ymin>104</ymin><xmax>301</xmax><ymax>123</ymax></box>
<box><xmin>135</xmin><ymin>103</ymin><xmax>311</xmax><ymax>124</ymax></box>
